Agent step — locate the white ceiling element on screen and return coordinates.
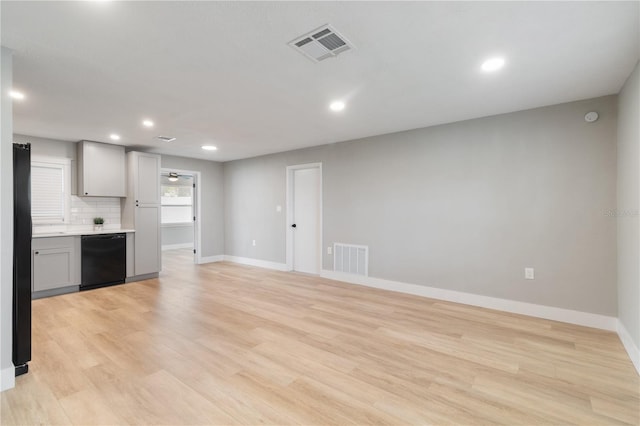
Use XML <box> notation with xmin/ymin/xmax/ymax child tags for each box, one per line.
<box><xmin>2</xmin><ymin>1</ymin><xmax>638</xmax><ymax>162</ymax></box>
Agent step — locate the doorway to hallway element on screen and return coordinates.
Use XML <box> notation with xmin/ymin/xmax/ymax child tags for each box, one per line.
<box><xmin>160</xmin><ymin>169</ymin><xmax>201</xmax><ymax>264</ymax></box>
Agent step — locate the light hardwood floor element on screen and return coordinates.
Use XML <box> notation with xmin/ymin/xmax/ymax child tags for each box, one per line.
<box><xmin>1</xmin><ymin>249</ymin><xmax>638</xmax><ymax>425</ymax></box>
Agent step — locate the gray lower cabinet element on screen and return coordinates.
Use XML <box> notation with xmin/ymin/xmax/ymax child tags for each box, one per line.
<box><xmin>32</xmin><ymin>237</ymin><xmax>79</xmax><ymax>292</ymax></box>
<box><xmin>134</xmin><ymin>205</ymin><xmax>160</xmax><ymax>275</ymax></box>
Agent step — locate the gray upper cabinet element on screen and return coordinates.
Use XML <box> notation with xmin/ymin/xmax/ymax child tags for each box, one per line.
<box><xmin>133</xmin><ymin>153</ymin><xmax>161</xmax><ymax>205</ymax></box>
<box><xmin>77</xmin><ymin>141</ymin><xmax>126</xmax><ymax>197</ymax></box>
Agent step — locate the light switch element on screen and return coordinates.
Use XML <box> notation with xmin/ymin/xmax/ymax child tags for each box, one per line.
<box><xmin>327</xmin><ymin>246</ymin><xmax>332</xmax><ymax>255</ymax></box>
<box><xmin>276</xmin><ymin>205</ymin><xmax>282</xmax><ymax>212</ymax></box>
<box><xmin>525</xmin><ymin>268</ymin><xmax>534</xmax><ymax>280</ymax></box>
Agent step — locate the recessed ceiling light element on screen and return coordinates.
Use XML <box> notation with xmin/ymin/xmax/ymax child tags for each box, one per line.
<box><xmin>142</xmin><ymin>120</ymin><xmax>154</xmax><ymax>128</ymax></box>
<box><xmin>9</xmin><ymin>90</ymin><xmax>25</xmax><ymax>100</ymax></box>
<box><xmin>201</xmin><ymin>145</ymin><xmax>217</xmax><ymax>151</ymax></box>
<box><xmin>110</xmin><ymin>134</ymin><xmax>121</xmax><ymax>141</ymax></box>
<box><xmin>481</xmin><ymin>57</ymin><xmax>505</xmax><ymax>72</ymax></box>
<box><xmin>329</xmin><ymin>101</ymin><xmax>345</xmax><ymax>112</ymax></box>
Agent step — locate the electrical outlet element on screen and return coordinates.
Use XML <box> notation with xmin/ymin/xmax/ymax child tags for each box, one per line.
<box><xmin>252</xmin><ymin>240</ymin><xmax>256</xmax><ymax>247</ymax></box>
<box><xmin>327</xmin><ymin>246</ymin><xmax>332</xmax><ymax>255</ymax></box>
<box><xmin>525</xmin><ymin>268</ymin><xmax>535</xmax><ymax>280</ymax></box>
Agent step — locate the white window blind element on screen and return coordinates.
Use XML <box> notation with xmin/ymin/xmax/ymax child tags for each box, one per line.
<box><xmin>161</xmin><ymin>206</ymin><xmax>192</xmax><ymax>224</ymax></box>
<box><xmin>161</xmin><ymin>183</ymin><xmax>193</xmax><ymax>224</ymax></box>
<box><xmin>31</xmin><ymin>161</ymin><xmax>66</xmax><ymax>224</ymax></box>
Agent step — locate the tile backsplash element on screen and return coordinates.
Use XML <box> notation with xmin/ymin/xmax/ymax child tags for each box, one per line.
<box><xmin>70</xmin><ymin>196</ymin><xmax>121</xmax><ymax>227</ymax></box>
<box><xmin>33</xmin><ymin>196</ymin><xmax>122</xmax><ymax>234</ymax></box>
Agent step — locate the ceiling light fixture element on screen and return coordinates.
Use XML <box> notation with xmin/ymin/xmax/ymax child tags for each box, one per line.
<box><xmin>109</xmin><ymin>134</ymin><xmax>121</xmax><ymax>141</ymax></box>
<box><xmin>168</xmin><ymin>172</ymin><xmax>179</xmax><ymax>182</ymax></box>
<box><xmin>201</xmin><ymin>145</ymin><xmax>217</xmax><ymax>151</ymax></box>
<box><xmin>481</xmin><ymin>57</ymin><xmax>505</xmax><ymax>72</ymax></box>
<box><xmin>157</xmin><ymin>136</ymin><xmax>175</xmax><ymax>142</ymax></box>
<box><xmin>9</xmin><ymin>90</ymin><xmax>25</xmax><ymax>100</ymax></box>
<box><xmin>142</xmin><ymin>120</ymin><xmax>154</xmax><ymax>127</ymax></box>
<box><xmin>329</xmin><ymin>101</ymin><xmax>345</xmax><ymax>112</ymax></box>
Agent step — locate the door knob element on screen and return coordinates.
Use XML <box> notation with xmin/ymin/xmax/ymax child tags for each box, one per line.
<box><xmin>291</xmin><ymin>224</ymin><xmax>297</xmax><ymax>228</ymax></box>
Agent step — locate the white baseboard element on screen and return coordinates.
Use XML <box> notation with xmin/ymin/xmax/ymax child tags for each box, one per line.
<box><xmin>320</xmin><ymin>270</ymin><xmax>618</xmax><ymax>332</ymax></box>
<box><xmin>223</xmin><ymin>255</ymin><xmax>288</xmax><ymax>271</ymax></box>
<box><xmin>198</xmin><ymin>255</ymin><xmax>224</xmax><ymax>264</ymax></box>
<box><xmin>617</xmin><ymin>320</ymin><xmax>640</xmax><ymax>375</ymax></box>
<box><xmin>162</xmin><ymin>243</ymin><xmax>193</xmax><ymax>251</ymax></box>
<box><xmin>1</xmin><ymin>366</ymin><xmax>15</xmax><ymax>392</ymax></box>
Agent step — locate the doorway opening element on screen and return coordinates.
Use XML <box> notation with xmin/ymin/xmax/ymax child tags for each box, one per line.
<box><xmin>160</xmin><ymin>168</ymin><xmax>201</xmax><ymax>265</ymax></box>
<box><xmin>286</xmin><ymin>163</ymin><xmax>322</xmax><ymax>274</ymax></box>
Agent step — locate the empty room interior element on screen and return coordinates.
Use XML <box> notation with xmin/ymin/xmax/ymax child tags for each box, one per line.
<box><xmin>1</xmin><ymin>1</ymin><xmax>639</xmax><ymax>425</ymax></box>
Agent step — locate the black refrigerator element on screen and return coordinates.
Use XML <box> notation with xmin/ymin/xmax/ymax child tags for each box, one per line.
<box><xmin>13</xmin><ymin>143</ymin><xmax>31</xmax><ymax>376</ymax></box>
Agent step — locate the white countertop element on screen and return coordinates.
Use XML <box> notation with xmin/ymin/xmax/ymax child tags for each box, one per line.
<box><xmin>33</xmin><ymin>229</ymin><xmax>135</xmax><ymax>238</ymax></box>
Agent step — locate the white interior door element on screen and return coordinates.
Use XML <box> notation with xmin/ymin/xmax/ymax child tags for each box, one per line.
<box><xmin>292</xmin><ymin>168</ymin><xmax>320</xmax><ymax>274</ymax></box>
<box><xmin>160</xmin><ymin>168</ymin><xmax>201</xmax><ymax>264</ymax></box>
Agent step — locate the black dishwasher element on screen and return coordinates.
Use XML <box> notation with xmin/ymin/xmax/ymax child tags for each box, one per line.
<box><xmin>81</xmin><ymin>234</ymin><xmax>126</xmax><ymax>291</ymax></box>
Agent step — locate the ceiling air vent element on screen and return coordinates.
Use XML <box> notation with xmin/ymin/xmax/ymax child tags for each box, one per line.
<box><xmin>288</xmin><ymin>24</ymin><xmax>353</xmax><ymax>63</ymax></box>
<box><xmin>156</xmin><ymin>136</ymin><xmax>176</xmax><ymax>142</ymax></box>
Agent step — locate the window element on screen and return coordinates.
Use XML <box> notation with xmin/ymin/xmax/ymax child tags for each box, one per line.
<box><xmin>31</xmin><ymin>158</ymin><xmax>70</xmax><ymax>225</ymax></box>
<box><xmin>161</xmin><ymin>181</ymin><xmax>193</xmax><ymax>224</ymax></box>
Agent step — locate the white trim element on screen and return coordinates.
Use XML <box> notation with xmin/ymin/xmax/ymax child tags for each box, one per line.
<box><xmin>617</xmin><ymin>320</ymin><xmax>640</xmax><ymax>375</ymax></box>
<box><xmin>224</xmin><ymin>255</ymin><xmax>288</xmax><ymax>271</ymax></box>
<box><xmin>198</xmin><ymin>255</ymin><xmax>224</xmax><ymax>264</ymax></box>
<box><xmin>285</xmin><ymin>162</ymin><xmax>323</xmax><ymax>273</ymax></box>
<box><xmin>162</xmin><ymin>243</ymin><xmax>193</xmax><ymax>251</ymax></box>
<box><xmin>160</xmin><ymin>168</ymin><xmax>201</xmax><ymax>265</ymax></box>
<box><xmin>1</xmin><ymin>366</ymin><xmax>15</xmax><ymax>392</ymax></box>
<box><xmin>320</xmin><ymin>270</ymin><xmax>618</xmax><ymax>331</ymax></box>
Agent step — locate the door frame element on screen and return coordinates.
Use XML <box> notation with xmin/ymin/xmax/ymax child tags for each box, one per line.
<box><xmin>285</xmin><ymin>162</ymin><xmax>323</xmax><ymax>273</ymax></box>
<box><xmin>160</xmin><ymin>168</ymin><xmax>202</xmax><ymax>264</ymax></box>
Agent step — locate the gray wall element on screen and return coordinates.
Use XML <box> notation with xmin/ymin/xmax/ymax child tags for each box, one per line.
<box><xmin>14</xmin><ymin>134</ymin><xmax>77</xmax><ymax>159</ymax></box>
<box><xmin>160</xmin><ymin>155</ymin><xmax>224</xmax><ymax>258</ymax></box>
<box><xmin>13</xmin><ymin>134</ymin><xmax>78</xmax><ymax>194</ymax></box>
<box><xmin>224</xmin><ymin>96</ymin><xmax>618</xmax><ymax>316</ymax></box>
<box><xmin>617</xmin><ymin>61</ymin><xmax>640</xmax><ymax>348</ymax></box>
<box><xmin>162</xmin><ymin>224</ymin><xmax>194</xmax><ymax>248</ymax></box>
<box><xmin>1</xmin><ymin>47</ymin><xmax>15</xmax><ymax>390</ymax></box>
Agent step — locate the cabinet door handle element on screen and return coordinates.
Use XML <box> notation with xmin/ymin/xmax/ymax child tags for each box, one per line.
<box><xmin>85</xmin><ymin>192</ymin><xmax>88</xmax><ymax>195</ymax></box>
<box><xmin>35</xmin><ymin>251</ymin><xmax>39</xmax><ymax>255</ymax></box>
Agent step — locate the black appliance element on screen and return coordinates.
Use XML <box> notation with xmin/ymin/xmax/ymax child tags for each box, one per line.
<box><xmin>80</xmin><ymin>234</ymin><xmax>126</xmax><ymax>291</ymax></box>
<box><xmin>13</xmin><ymin>143</ymin><xmax>32</xmax><ymax>377</ymax></box>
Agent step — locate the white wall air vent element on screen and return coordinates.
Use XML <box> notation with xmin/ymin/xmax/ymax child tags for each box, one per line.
<box><xmin>288</xmin><ymin>25</ymin><xmax>353</xmax><ymax>63</ymax></box>
<box><xmin>334</xmin><ymin>243</ymin><xmax>368</xmax><ymax>276</ymax></box>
